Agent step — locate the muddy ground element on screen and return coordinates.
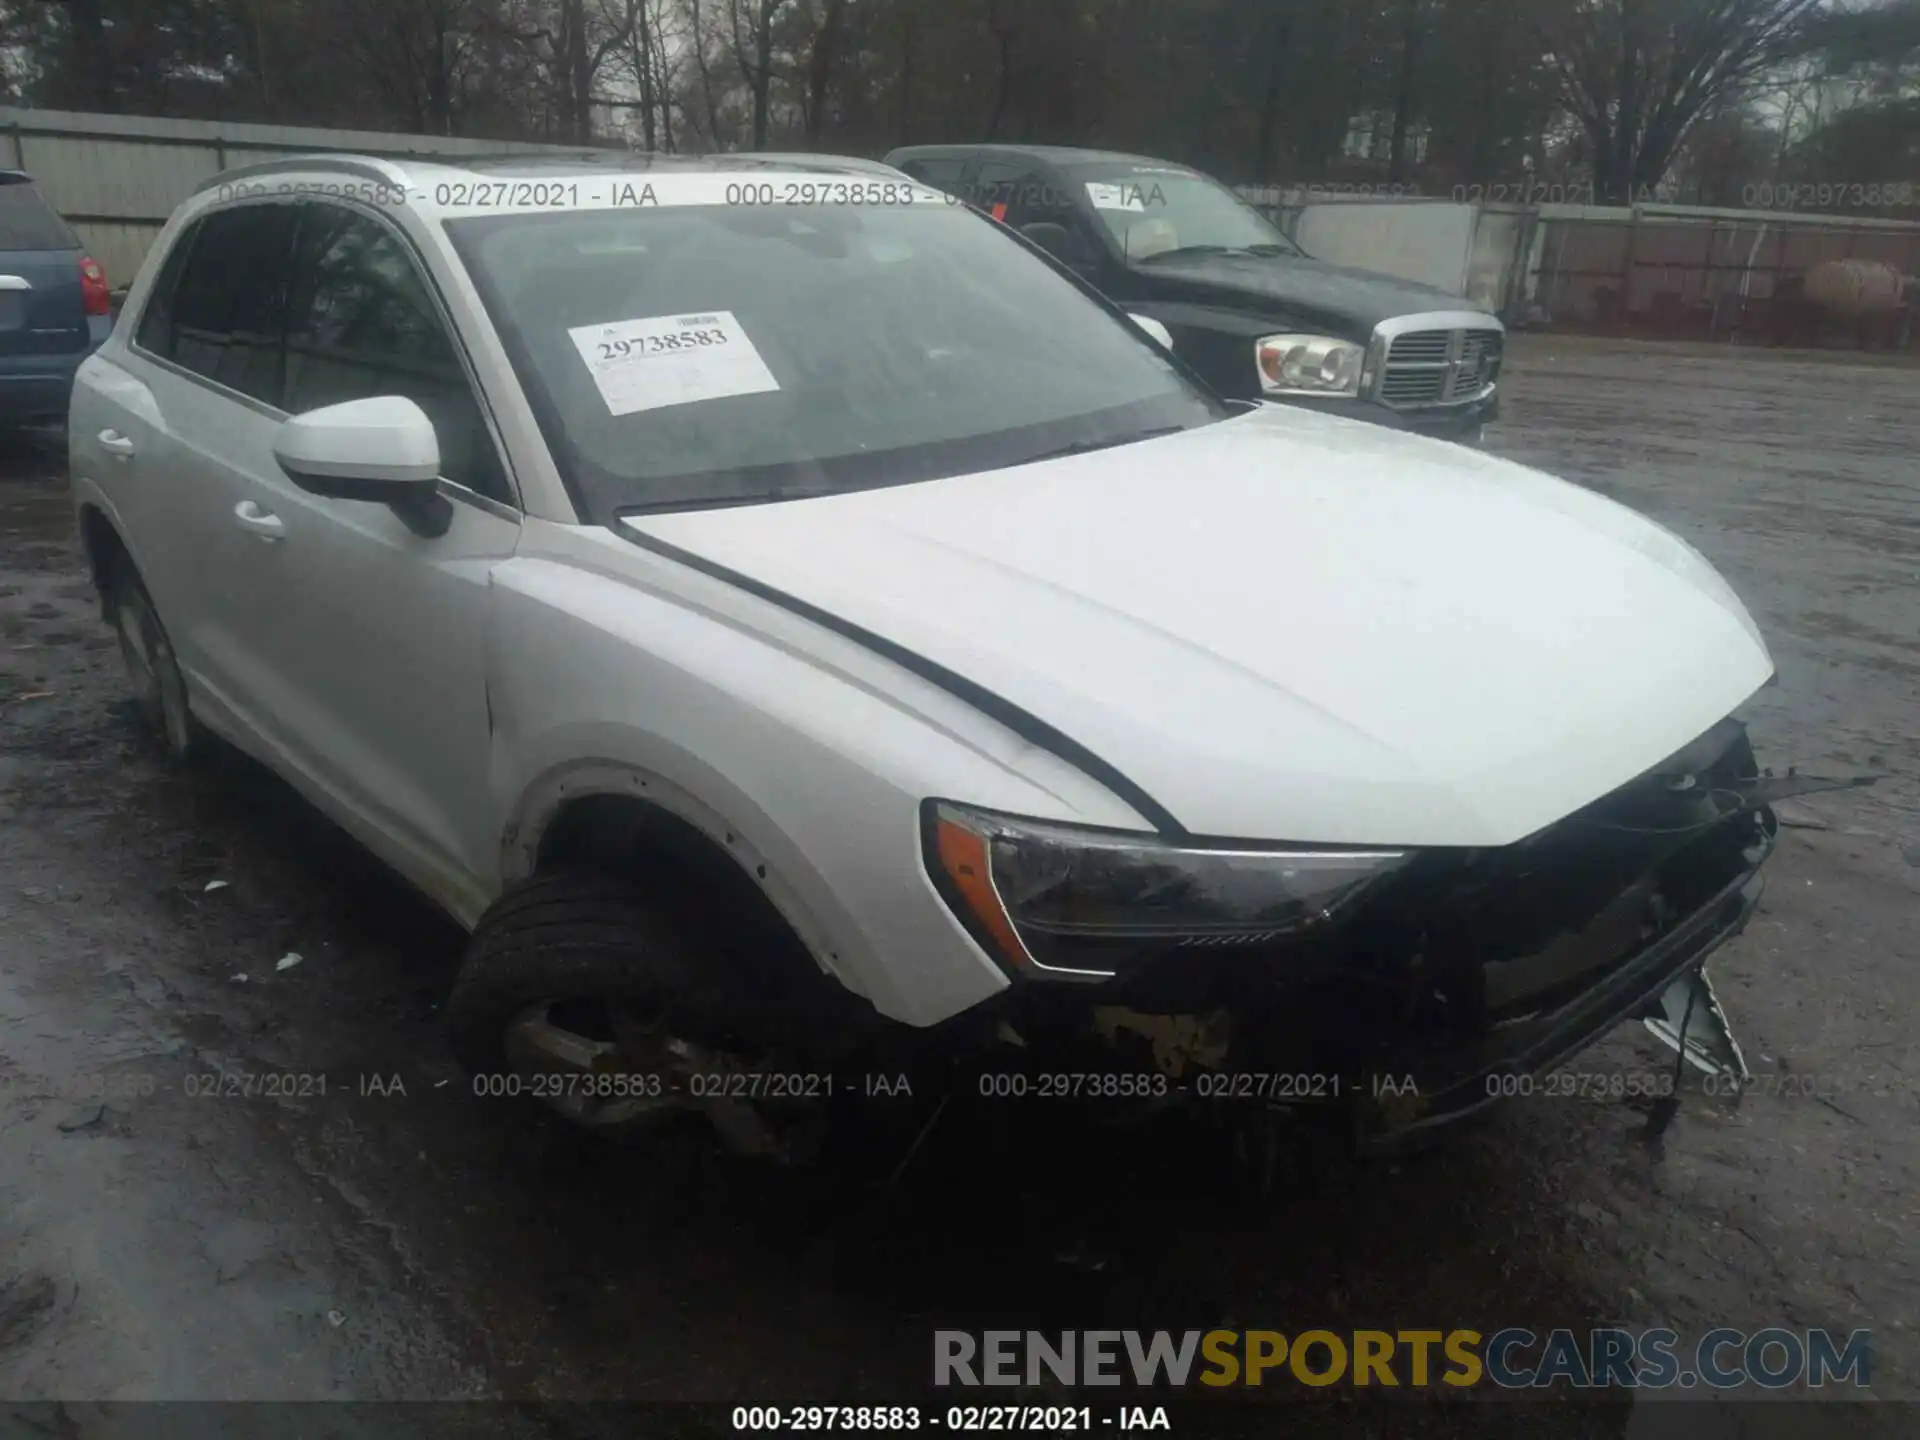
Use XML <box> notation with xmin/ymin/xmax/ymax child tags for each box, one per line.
<box><xmin>0</xmin><ymin>335</ymin><xmax>1914</xmax><ymax>1439</ymax></box>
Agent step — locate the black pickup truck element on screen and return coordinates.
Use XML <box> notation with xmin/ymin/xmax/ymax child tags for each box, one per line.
<box><xmin>885</xmin><ymin>144</ymin><xmax>1503</xmax><ymax>445</ymax></box>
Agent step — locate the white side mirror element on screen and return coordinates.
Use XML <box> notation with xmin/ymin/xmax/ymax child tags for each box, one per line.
<box><xmin>1130</xmin><ymin>314</ymin><xmax>1175</xmax><ymax>350</ymax></box>
<box><xmin>273</xmin><ymin>395</ymin><xmax>442</xmax><ymax>496</ymax></box>
<box><xmin>273</xmin><ymin>396</ymin><xmax>452</xmax><ymax>537</ymax></box>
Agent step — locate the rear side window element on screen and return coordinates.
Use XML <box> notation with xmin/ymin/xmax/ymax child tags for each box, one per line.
<box><xmin>0</xmin><ymin>177</ymin><xmax>80</xmax><ymax>251</ymax></box>
<box><xmin>896</xmin><ymin>156</ymin><xmax>967</xmax><ymax>198</ymax></box>
<box><xmin>980</xmin><ymin>165</ymin><xmax>1100</xmax><ymax>267</ymax></box>
<box><xmin>969</xmin><ymin>159</ymin><xmax>1032</xmax><ymax>219</ymax></box>
<box><xmin>149</xmin><ymin>204</ymin><xmax>300</xmax><ymax>404</ymax></box>
<box><xmin>283</xmin><ymin>205</ymin><xmax>510</xmax><ymax>505</ymax></box>
<box><xmin>133</xmin><ymin>225</ymin><xmax>196</xmax><ymax>356</ymax></box>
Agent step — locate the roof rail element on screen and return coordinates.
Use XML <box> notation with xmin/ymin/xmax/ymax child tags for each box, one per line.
<box><xmin>194</xmin><ymin>154</ymin><xmax>412</xmax><ymax>195</ymax></box>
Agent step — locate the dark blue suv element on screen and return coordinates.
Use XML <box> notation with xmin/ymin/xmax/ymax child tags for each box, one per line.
<box><xmin>0</xmin><ymin>171</ymin><xmax>112</xmax><ymax>423</ymax></box>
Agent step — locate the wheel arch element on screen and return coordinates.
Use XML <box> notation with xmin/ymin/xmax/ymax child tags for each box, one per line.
<box><xmin>499</xmin><ymin>760</ymin><xmax>873</xmax><ymax>1011</ymax></box>
<box><xmin>76</xmin><ymin>500</ymin><xmax>132</xmax><ymax>618</ymax></box>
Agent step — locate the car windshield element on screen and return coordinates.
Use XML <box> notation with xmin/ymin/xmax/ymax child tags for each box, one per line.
<box><xmin>1066</xmin><ymin>163</ymin><xmax>1301</xmax><ymax>262</ymax></box>
<box><xmin>447</xmin><ymin>198</ymin><xmax>1225</xmax><ymax>520</ymax></box>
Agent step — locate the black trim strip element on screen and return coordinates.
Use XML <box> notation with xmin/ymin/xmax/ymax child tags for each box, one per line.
<box><xmin>620</xmin><ymin>525</ymin><xmax>1190</xmax><ymax>838</ymax></box>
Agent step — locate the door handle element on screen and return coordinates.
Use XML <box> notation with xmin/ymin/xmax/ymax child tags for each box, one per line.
<box><xmin>233</xmin><ymin>499</ymin><xmax>286</xmax><ymax>542</ymax></box>
<box><xmin>98</xmin><ymin>429</ymin><xmax>135</xmax><ymax>456</ymax></box>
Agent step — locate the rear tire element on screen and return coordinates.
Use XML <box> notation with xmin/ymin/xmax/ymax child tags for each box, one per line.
<box><xmin>106</xmin><ymin>561</ymin><xmax>199</xmax><ymax>763</ymax></box>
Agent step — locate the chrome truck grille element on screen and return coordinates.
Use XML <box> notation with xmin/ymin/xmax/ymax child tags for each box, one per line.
<box><xmin>1369</xmin><ymin>315</ymin><xmax>1505</xmax><ymax>410</ymax></box>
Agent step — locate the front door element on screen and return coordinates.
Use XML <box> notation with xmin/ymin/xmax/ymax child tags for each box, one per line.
<box><xmin>225</xmin><ymin>200</ymin><xmax>523</xmax><ymax>912</ymax></box>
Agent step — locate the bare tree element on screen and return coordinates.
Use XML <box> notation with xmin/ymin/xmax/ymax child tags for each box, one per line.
<box><xmin>33</xmin><ymin>0</ymin><xmax>117</xmax><ymax>110</ymax></box>
<box><xmin>1386</xmin><ymin>0</ymin><xmax>1432</xmax><ymax>181</ymax></box>
<box><xmin>335</xmin><ymin>0</ymin><xmax>486</xmax><ymax>135</ymax></box>
<box><xmin>798</xmin><ymin>0</ymin><xmax>846</xmax><ymax>141</ymax></box>
<box><xmin>491</xmin><ymin>0</ymin><xmax>633</xmax><ymax>142</ymax></box>
<box><xmin>684</xmin><ymin>0</ymin><xmax>728</xmax><ymax>148</ymax></box>
<box><xmin>982</xmin><ymin>0</ymin><xmax>1016</xmax><ymax>139</ymax></box>
<box><xmin>1538</xmin><ymin>0</ymin><xmax>1824</xmax><ymax>202</ymax></box>
<box><xmin>1254</xmin><ymin>1</ymin><xmax>1296</xmax><ymax>182</ymax></box>
<box><xmin>894</xmin><ymin>0</ymin><xmax>918</xmax><ymax>143</ymax></box>
<box><xmin>728</xmin><ymin>0</ymin><xmax>789</xmax><ymax>148</ymax></box>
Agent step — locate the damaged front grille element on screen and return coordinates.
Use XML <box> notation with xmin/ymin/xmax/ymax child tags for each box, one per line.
<box><xmin>1377</xmin><ymin>730</ymin><xmax>1769</xmax><ymax>1048</ymax></box>
<box><xmin>1012</xmin><ymin>718</ymin><xmax>1776</xmax><ymax>1080</ymax></box>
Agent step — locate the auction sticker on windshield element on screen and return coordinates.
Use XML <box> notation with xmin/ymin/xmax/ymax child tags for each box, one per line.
<box><xmin>567</xmin><ymin>310</ymin><xmax>780</xmax><ymax>416</ymax></box>
<box><xmin>1086</xmin><ymin>182</ymin><xmax>1150</xmax><ymax>212</ymax></box>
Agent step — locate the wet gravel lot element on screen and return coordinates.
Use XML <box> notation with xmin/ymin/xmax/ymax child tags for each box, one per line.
<box><xmin>0</xmin><ymin>335</ymin><xmax>1915</xmax><ymax>1439</ymax></box>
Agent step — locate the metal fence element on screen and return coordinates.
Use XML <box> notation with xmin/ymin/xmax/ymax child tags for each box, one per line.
<box><xmin>1237</xmin><ymin>188</ymin><xmax>1538</xmax><ymax>319</ymax></box>
<box><xmin>1239</xmin><ymin>185</ymin><xmax>1920</xmax><ymax>349</ymax></box>
<box><xmin>0</xmin><ymin>106</ymin><xmax>585</xmax><ymax>287</ymax></box>
<box><xmin>1522</xmin><ymin>205</ymin><xmax>1920</xmax><ymax>347</ymax></box>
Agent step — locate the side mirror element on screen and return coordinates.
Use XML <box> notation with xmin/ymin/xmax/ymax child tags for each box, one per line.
<box><xmin>273</xmin><ymin>396</ymin><xmax>452</xmax><ymax>538</ymax></box>
<box><xmin>1130</xmin><ymin>314</ymin><xmax>1175</xmax><ymax>350</ymax></box>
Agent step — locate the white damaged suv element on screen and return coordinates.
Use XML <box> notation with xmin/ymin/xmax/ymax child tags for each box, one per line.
<box><xmin>71</xmin><ymin>153</ymin><xmax>1783</xmax><ymax>1155</ymax></box>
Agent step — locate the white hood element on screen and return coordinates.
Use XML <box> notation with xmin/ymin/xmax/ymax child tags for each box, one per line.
<box><xmin>625</xmin><ymin>406</ymin><xmax>1773</xmax><ymax>847</ymax></box>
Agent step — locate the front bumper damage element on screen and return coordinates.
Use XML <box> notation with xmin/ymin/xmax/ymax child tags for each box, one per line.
<box><xmin>962</xmin><ymin>717</ymin><xmax>1808</xmax><ymax>1154</ymax></box>
<box><xmin>1346</xmin><ymin>835</ymin><xmax>1768</xmax><ymax>1153</ymax></box>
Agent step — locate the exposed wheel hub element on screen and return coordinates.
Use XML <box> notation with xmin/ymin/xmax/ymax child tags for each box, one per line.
<box><xmin>503</xmin><ymin>998</ymin><xmax>802</xmax><ymax>1158</ymax></box>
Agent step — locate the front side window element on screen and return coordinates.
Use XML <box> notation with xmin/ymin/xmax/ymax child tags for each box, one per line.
<box><xmin>1065</xmin><ymin>163</ymin><xmax>1302</xmax><ymax>263</ymax></box>
<box><xmin>448</xmin><ymin>200</ymin><xmax>1224</xmax><ymax>521</ymax></box>
<box><xmin>283</xmin><ymin>205</ymin><xmax>510</xmax><ymax>504</ymax></box>
<box><xmin>151</xmin><ymin>203</ymin><xmax>299</xmax><ymax>403</ymax></box>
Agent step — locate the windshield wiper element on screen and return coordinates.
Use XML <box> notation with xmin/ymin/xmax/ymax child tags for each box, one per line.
<box><xmin>1139</xmin><ymin>243</ymin><xmax>1295</xmax><ymax>262</ymax></box>
<box><xmin>1137</xmin><ymin>244</ymin><xmax>1235</xmax><ymax>261</ymax></box>
<box><xmin>1021</xmin><ymin>425</ymin><xmax>1190</xmax><ymax>465</ymax></box>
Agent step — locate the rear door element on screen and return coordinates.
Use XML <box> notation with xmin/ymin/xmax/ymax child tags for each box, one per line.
<box><xmin>0</xmin><ymin>175</ymin><xmax>95</xmax><ymax>381</ymax></box>
<box><xmin>113</xmin><ymin>201</ymin><xmax>303</xmax><ymax>718</ymax></box>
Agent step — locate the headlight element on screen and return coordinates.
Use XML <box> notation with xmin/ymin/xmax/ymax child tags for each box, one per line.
<box><xmin>1255</xmin><ymin>334</ymin><xmax>1367</xmax><ymax>398</ymax></box>
<box><xmin>924</xmin><ymin>801</ymin><xmax>1410</xmax><ymax>982</ymax></box>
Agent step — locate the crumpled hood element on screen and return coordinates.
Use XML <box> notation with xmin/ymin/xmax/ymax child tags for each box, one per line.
<box><xmin>623</xmin><ymin>406</ymin><xmax>1774</xmax><ymax>847</ymax></box>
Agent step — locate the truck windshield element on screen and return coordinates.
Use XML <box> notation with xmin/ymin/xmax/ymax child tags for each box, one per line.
<box><xmin>449</xmin><ymin>197</ymin><xmax>1225</xmax><ymax>520</ymax></box>
<box><xmin>1065</xmin><ymin>163</ymin><xmax>1301</xmax><ymax>263</ymax></box>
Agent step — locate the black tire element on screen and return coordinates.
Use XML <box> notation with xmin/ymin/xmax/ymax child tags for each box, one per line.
<box><xmin>450</xmin><ymin>873</ymin><xmax>915</xmax><ymax>1171</ymax></box>
<box><xmin>106</xmin><ymin>560</ymin><xmax>200</xmax><ymax>762</ymax></box>
<box><xmin>446</xmin><ymin>872</ymin><xmax>742</xmax><ymax>1083</ymax></box>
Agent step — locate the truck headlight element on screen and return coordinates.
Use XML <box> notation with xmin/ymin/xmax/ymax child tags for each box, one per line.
<box><xmin>924</xmin><ymin>801</ymin><xmax>1409</xmax><ymax>982</ymax></box>
<box><xmin>1256</xmin><ymin>334</ymin><xmax>1366</xmax><ymax>398</ymax></box>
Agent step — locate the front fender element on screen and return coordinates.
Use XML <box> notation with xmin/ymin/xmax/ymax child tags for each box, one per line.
<box><xmin>497</xmin><ymin>750</ymin><xmax>868</xmax><ymax>1006</ymax></box>
<box><xmin>484</xmin><ymin>539</ymin><xmax>1150</xmax><ymax>1029</ymax></box>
